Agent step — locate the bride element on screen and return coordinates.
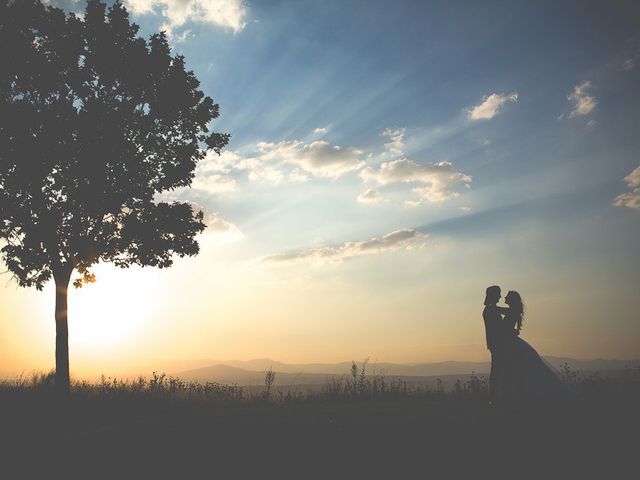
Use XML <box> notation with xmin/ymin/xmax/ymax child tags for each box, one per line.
<box><xmin>499</xmin><ymin>291</ymin><xmax>566</xmax><ymax>399</ymax></box>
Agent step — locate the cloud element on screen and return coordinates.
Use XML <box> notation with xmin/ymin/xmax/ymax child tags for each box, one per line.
<box><xmin>357</xmin><ymin>189</ymin><xmax>382</xmax><ymax>204</ymax></box>
<box><xmin>281</xmin><ymin>141</ymin><xmax>365</xmax><ymax>178</ymax></box>
<box><xmin>381</xmin><ymin>128</ymin><xmax>405</xmax><ymax>158</ymax></box>
<box><xmin>125</xmin><ymin>0</ymin><xmax>247</xmax><ymax>35</ymax></box>
<box><xmin>191</xmin><ymin>202</ymin><xmax>243</xmax><ymax>238</ymax></box>
<box><xmin>467</xmin><ymin>92</ymin><xmax>518</xmax><ymax>121</ymax></box>
<box><xmin>623</xmin><ymin>166</ymin><xmax>640</xmax><ymax>189</ymax></box>
<box><xmin>195</xmin><ymin>128</ymin><xmax>470</xmax><ymax>207</ymax></box>
<box><xmin>364</xmin><ymin>128</ymin><xmax>406</xmax><ymax>165</ymax></box>
<box><xmin>287</xmin><ymin>169</ymin><xmax>311</xmax><ymax>183</ymax></box>
<box><xmin>361</xmin><ymin>159</ymin><xmax>472</xmax><ymax>205</ymax></box>
<box><xmin>359</xmin><ymin>128</ymin><xmax>471</xmax><ymax>206</ymax></box>
<box><xmin>312</xmin><ymin>126</ymin><xmax>330</xmax><ymax>136</ymax></box>
<box><xmin>220</xmin><ymin>140</ymin><xmax>365</xmax><ymax>183</ymax></box>
<box><xmin>200</xmin><ymin>210</ymin><xmax>244</xmax><ymax>244</ymax></box>
<box><xmin>197</xmin><ymin>150</ymin><xmax>239</xmax><ymax>174</ymax></box>
<box><xmin>621</xmin><ymin>46</ymin><xmax>640</xmax><ymax>71</ymax></box>
<box><xmin>203</xmin><ymin>211</ymin><xmax>241</xmax><ymax>235</ymax></box>
<box><xmin>191</xmin><ymin>173</ymin><xmax>238</xmax><ymax>194</ymax></box>
<box><xmin>614</xmin><ymin>165</ymin><xmax>640</xmax><ymax>210</ymax></box>
<box><xmin>567</xmin><ymin>81</ymin><xmax>597</xmax><ymax>118</ymax></box>
<box><xmin>247</xmin><ymin>165</ymin><xmax>310</xmax><ymax>185</ymax></box>
<box><xmin>186</xmin><ymin>151</ymin><xmax>238</xmax><ymax>194</ymax></box>
<box><xmin>172</xmin><ymin>29</ymin><xmax>192</xmax><ymax>43</ymax></box>
<box><xmin>261</xmin><ymin>229</ymin><xmax>426</xmax><ymax>265</ymax></box>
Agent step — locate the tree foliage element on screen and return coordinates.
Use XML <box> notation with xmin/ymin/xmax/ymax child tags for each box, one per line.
<box><xmin>0</xmin><ymin>0</ymin><xmax>229</xmax><ymax>289</ymax></box>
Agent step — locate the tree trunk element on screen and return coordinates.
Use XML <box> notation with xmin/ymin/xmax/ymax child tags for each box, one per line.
<box><xmin>54</xmin><ymin>268</ymin><xmax>72</xmax><ymax>394</ymax></box>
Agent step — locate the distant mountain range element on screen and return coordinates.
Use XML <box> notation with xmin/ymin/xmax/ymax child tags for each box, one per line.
<box><xmin>174</xmin><ymin>357</ymin><xmax>639</xmax><ymax>386</ymax></box>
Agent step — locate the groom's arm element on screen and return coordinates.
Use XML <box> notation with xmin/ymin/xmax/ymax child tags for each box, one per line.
<box><xmin>482</xmin><ymin>309</ymin><xmax>493</xmax><ymax>349</ymax></box>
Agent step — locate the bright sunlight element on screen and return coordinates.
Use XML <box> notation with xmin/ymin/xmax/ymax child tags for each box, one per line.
<box><xmin>67</xmin><ymin>264</ymin><xmax>160</xmax><ymax>346</ymax></box>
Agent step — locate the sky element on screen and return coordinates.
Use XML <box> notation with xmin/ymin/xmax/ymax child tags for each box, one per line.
<box><xmin>1</xmin><ymin>0</ymin><xmax>640</xmax><ymax>378</ymax></box>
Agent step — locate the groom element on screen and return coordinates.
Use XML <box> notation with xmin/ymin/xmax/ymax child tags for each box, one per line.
<box><xmin>483</xmin><ymin>285</ymin><xmax>507</xmax><ymax>405</ymax></box>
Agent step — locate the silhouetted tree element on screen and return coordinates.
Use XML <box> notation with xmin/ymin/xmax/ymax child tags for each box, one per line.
<box><xmin>0</xmin><ymin>0</ymin><xmax>229</xmax><ymax>393</ymax></box>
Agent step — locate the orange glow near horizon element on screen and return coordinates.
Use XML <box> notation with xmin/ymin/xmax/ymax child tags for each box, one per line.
<box><xmin>2</xmin><ymin>236</ymin><xmax>640</xmax><ymax>381</ymax></box>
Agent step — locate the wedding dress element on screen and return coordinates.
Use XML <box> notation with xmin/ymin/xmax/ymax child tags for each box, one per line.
<box><xmin>504</xmin><ymin>313</ymin><xmax>567</xmax><ymax>398</ymax></box>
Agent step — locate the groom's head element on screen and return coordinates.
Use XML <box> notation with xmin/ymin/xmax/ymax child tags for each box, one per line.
<box><xmin>484</xmin><ymin>285</ymin><xmax>501</xmax><ymax>306</ymax></box>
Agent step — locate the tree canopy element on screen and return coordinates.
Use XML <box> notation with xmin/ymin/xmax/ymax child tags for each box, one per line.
<box><xmin>0</xmin><ymin>0</ymin><xmax>229</xmax><ymax>289</ymax></box>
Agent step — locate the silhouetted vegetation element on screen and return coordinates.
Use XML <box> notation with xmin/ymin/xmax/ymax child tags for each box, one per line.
<box><xmin>3</xmin><ymin>362</ymin><xmax>638</xmax><ymax>406</ymax></box>
<box><xmin>2</xmin><ymin>363</ymin><xmax>638</xmax><ymax>476</ymax></box>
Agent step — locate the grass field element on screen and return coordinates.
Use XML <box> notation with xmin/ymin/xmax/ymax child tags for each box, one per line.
<box><xmin>1</xmin><ymin>364</ymin><xmax>638</xmax><ymax>478</ymax></box>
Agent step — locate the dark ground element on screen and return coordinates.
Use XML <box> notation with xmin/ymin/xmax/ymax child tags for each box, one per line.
<box><xmin>1</xmin><ymin>392</ymin><xmax>637</xmax><ymax>479</ymax></box>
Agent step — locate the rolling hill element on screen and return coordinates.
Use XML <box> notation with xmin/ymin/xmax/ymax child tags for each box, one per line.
<box><xmin>174</xmin><ymin>357</ymin><xmax>638</xmax><ymax>386</ymax></box>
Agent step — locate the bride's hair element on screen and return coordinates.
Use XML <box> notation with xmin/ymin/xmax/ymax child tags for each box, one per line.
<box><xmin>506</xmin><ymin>290</ymin><xmax>524</xmax><ymax>334</ymax></box>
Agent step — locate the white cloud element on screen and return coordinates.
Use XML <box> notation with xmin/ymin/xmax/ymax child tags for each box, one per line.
<box><xmin>247</xmin><ymin>165</ymin><xmax>285</xmax><ymax>184</ymax></box>
<box><xmin>614</xmin><ymin>165</ymin><xmax>640</xmax><ymax>210</ymax></box>
<box><xmin>224</xmin><ymin>140</ymin><xmax>365</xmax><ymax>182</ymax></box>
<box><xmin>125</xmin><ymin>0</ymin><xmax>247</xmax><ymax>35</ymax></box>
<box><xmin>184</xmin><ymin>150</ymin><xmax>238</xmax><ymax>194</ymax></box>
<box><xmin>247</xmin><ymin>165</ymin><xmax>309</xmax><ymax>185</ymax></box>
<box><xmin>361</xmin><ymin>159</ymin><xmax>472</xmax><ymax>204</ymax></box>
<box><xmin>567</xmin><ymin>81</ymin><xmax>597</xmax><ymax>118</ymax></box>
<box><xmin>364</xmin><ymin>128</ymin><xmax>407</xmax><ymax>165</ymax></box>
<box><xmin>197</xmin><ymin>150</ymin><xmax>238</xmax><ymax>174</ymax></box>
<box><xmin>287</xmin><ymin>168</ymin><xmax>311</xmax><ymax>183</ymax></box>
<box><xmin>313</xmin><ymin>126</ymin><xmax>329</xmax><ymax>136</ymax></box>
<box><xmin>262</xmin><ymin>229</ymin><xmax>426</xmax><ymax>265</ymax></box>
<box><xmin>195</xmin><ymin>128</ymin><xmax>470</xmax><ymax>206</ymax></box>
<box><xmin>198</xmin><ymin>209</ymin><xmax>244</xmax><ymax>244</ymax></box>
<box><xmin>622</xmin><ymin>47</ymin><xmax>640</xmax><ymax>71</ymax></box>
<box><xmin>467</xmin><ymin>92</ymin><xmax>518</xmax><ymax>121</ymax></box>
<box><xmin>359</xmin><ymin>127</ymin><xmax>471</xmax><ymax>206</ymax></box>
<box><xmin>191</xmin><ymin>173</ymin><xmax>237</xmax><ymax>194</ymax></box>
<box><xmin>381</xmin><ymin>128</ymin><xmax>405</xmax><ymax>158</ymax></box>
<box><xmin>265</xmin><ymin>141</ymin><xmax>364</xmax><ymax>178</ymax></box>
<box><xmin>623</xmin><ymin>166</ymin><xmax>640</xmax><ymax>189</ymax></box>
<box><xmin>203</xmin><ymin>211</ymin><xmax>241</xmax><ymax>236</ymax></box>
<box><xmin>172</xmin><ymin>29</ymin><xmax>192</xmax><ymax>43</ymax></box>
<box><xmin>357</xmin><ymin>189</ymin><xmax>382</xmax><ymax>204</ymax></box>
<box><xmin>613</xmin><ymin>190</ymin><xmax>640</xmax><ymax>209</ymax></box>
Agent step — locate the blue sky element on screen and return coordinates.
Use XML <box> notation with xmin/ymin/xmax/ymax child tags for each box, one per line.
<box><xmin>2</xmin><ymin>0</ymin><xmax>638</xmax><ymax>375</ymax></box>
<box><xmin>145</xmin><ymin>0</ymin><xmax>640</xmax><ymax>273</ymax></box>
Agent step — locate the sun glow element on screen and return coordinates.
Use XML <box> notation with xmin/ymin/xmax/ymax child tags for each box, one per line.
<box><xmin>67</xmin><ymin>264</ymin><xmax>161</xmax><ymax>346</ymax></box>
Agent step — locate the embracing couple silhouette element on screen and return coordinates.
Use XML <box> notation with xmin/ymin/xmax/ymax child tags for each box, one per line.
<box><xmin>483</xmin><ymin>285</ymin><xmax>565</xmax><ymax>405</ymax></box>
